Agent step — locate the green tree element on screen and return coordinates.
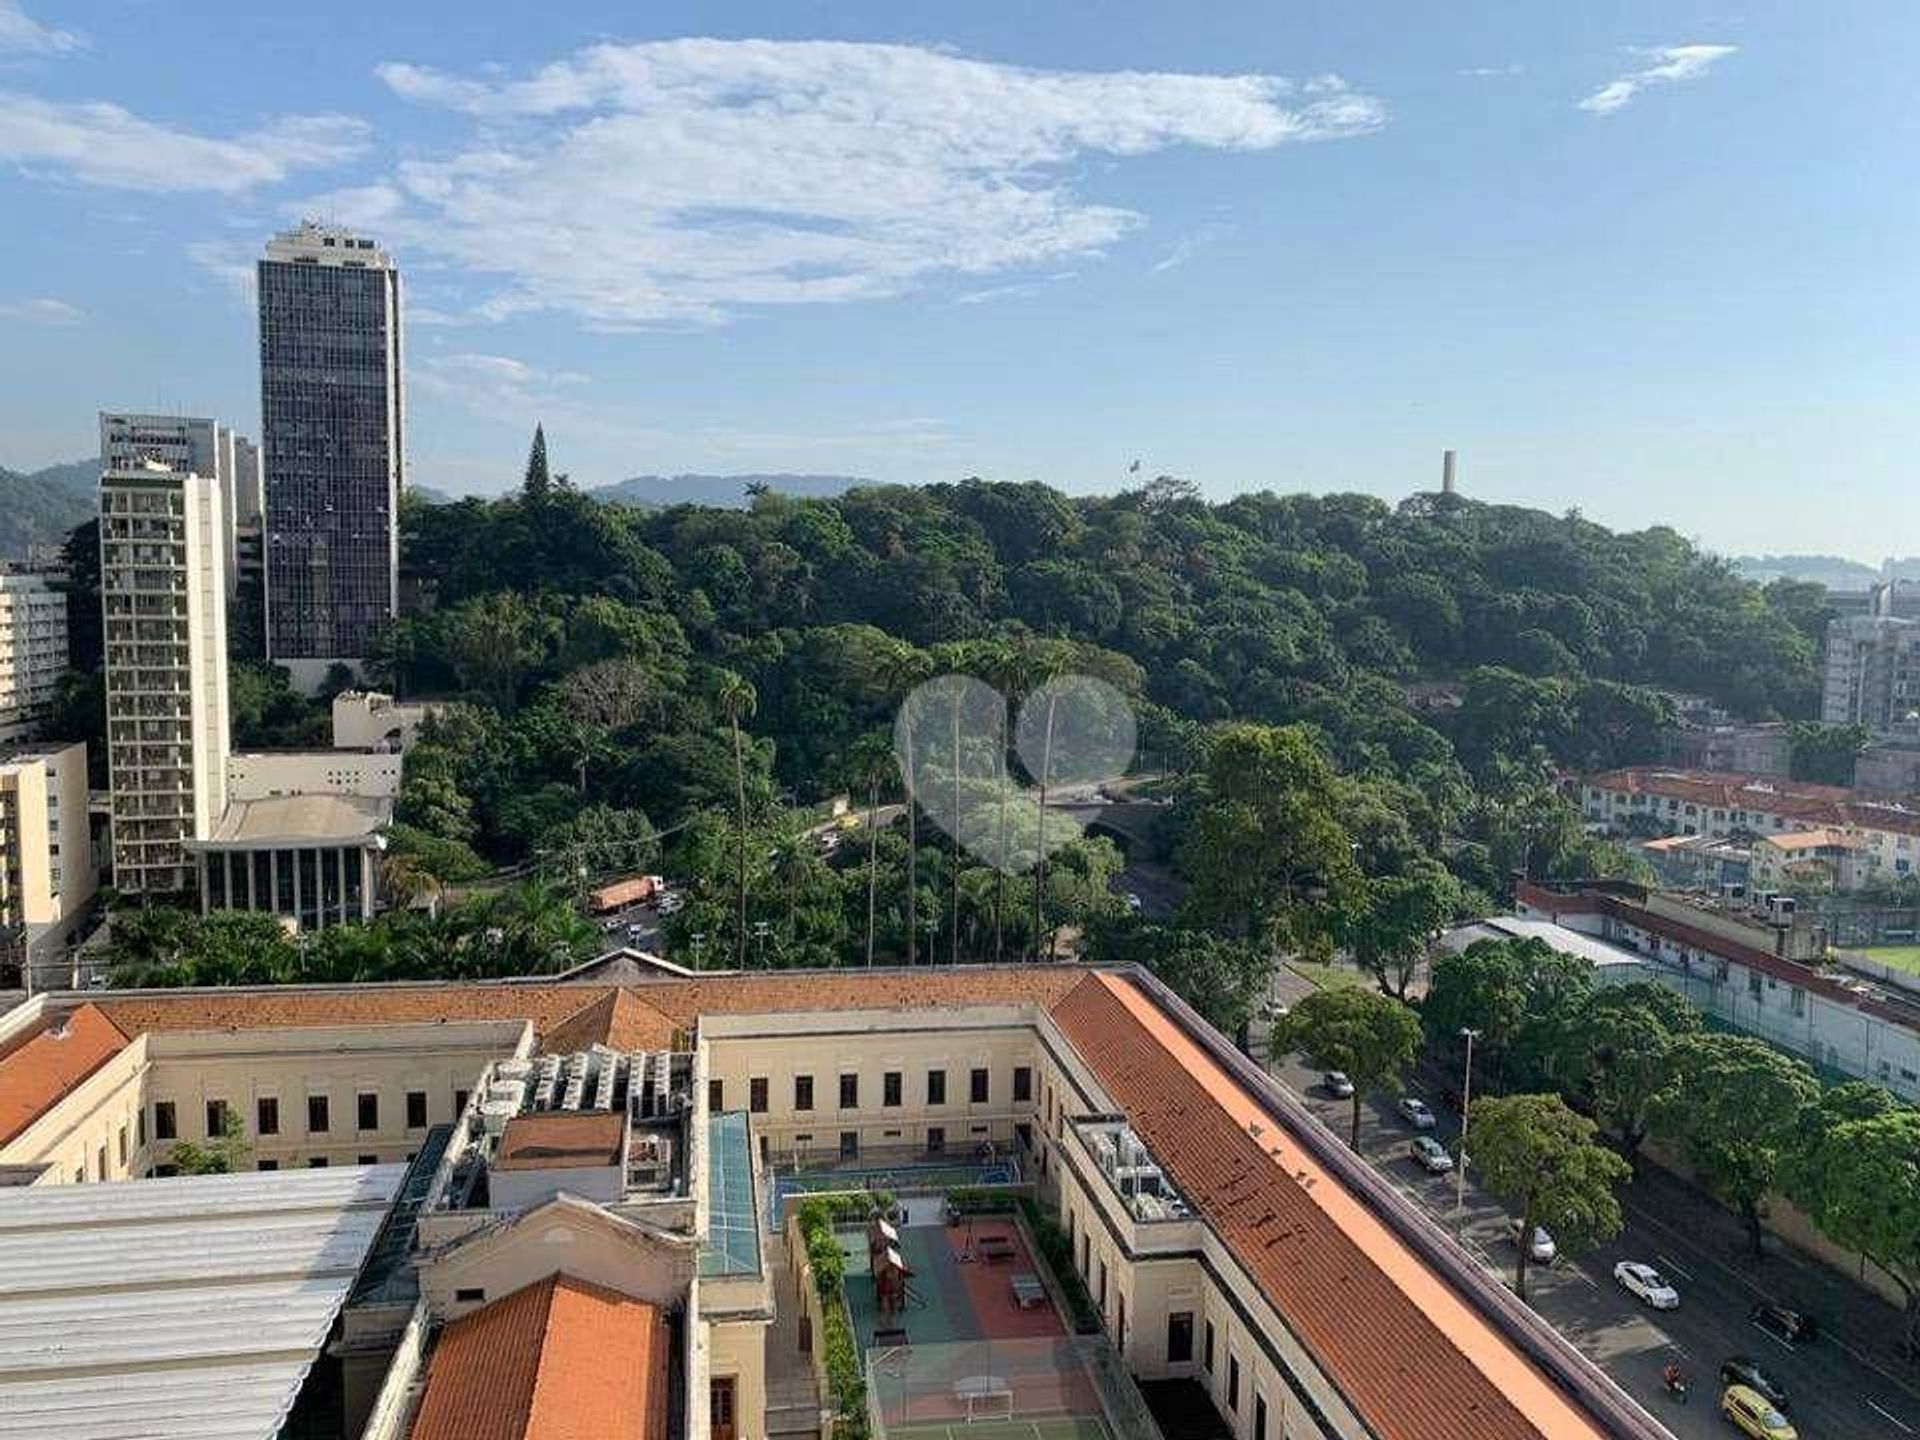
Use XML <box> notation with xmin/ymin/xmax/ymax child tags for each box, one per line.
<box><xmin>1467</xmin><ymin>1094</ymin><xmax>1630</xmax><ymax>1298</ymax></box>
<box><xmin>1788</xmin><ymin>721</ymin><xmax>1871</xmax><ymax>786</ymax></box>
<box><xmin>1786</xmin><ymin>1104</ymin><xmax>1920</xmax><ymax>1351</ymax></box>
<box><xmin>1346</xmin><ymin>859</ymin><xmax>1465</xmax><ymax>998</ymax></box>
<box><xmin>169</xmin><ymin>1107</ymin><xmax>251</xmax><ymax>1175</ymax></box>
<box><xmin>523</xmin><ymin>422</ymin><xmax>552</xmax><ymax>498</ymax></box>
<box><xmin>1652</xmin><ymin>1034</ymin><xmax>1818</xmax><ymax>1256</ymax></box>
<box><xmin>1274</xmin><ymin>988</ymin><xmax>1422</xmax><ymax>1149</ymax></box>
<box><xmin>1557</xmin><ymin>982</ymin><xmax>1700</xmax><ymax>1164</ymax></box>
<box><xmin>1179</xmin><ymin>723</ymin><xmax>1361</xmax><ymax>961</ymax></box>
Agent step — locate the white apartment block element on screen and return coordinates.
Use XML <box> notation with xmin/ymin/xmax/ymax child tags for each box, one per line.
<box><xmin>100</xmin><ymin>463</ymin><xmax>230</xmax><ymax>896</ymax></box>
<box><xmin>101</xmin><ymin>412</ymin><xmax>259</xmax><ymax>602</ymax></box>
<box><xmin>1823</xmin><ymin>613</ymin><xmax>1920</xmax><ymax>738</ymax></box>
<box><xmin>0</xmin><ymin>575</ymin><xmax>69</xmax><ymax>743</ymax></box>
<box><xmin>0</xmin><ymin>742</ymin><xmax>95</xmax><ymax>976</ymax></box>
<box><xmin>1582</xmin><ymin>767</ymin><xmax>1920</xmax><ymax>883</ymax></box>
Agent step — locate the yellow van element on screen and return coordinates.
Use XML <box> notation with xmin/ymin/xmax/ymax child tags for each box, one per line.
<box><xmin>1721</xmin><ymin>1384</ymin><xmax>1797</xmax><ymax>1440</ymax></box>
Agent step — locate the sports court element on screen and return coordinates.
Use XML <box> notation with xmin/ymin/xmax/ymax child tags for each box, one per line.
<box><xmin>866</xmin><ymin>1336</ymin><xmax>1131</xmax><ymax>1440</ymax></box>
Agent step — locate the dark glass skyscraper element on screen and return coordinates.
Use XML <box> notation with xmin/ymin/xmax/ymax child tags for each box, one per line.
<box><xmin>257</xmin><ymin>222</ymin><xmax>403</xmax><ymax>689</ymax></box>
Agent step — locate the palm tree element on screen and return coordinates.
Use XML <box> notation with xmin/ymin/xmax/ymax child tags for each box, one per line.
<box><xmin>848</xmin><ymin>731</ymin><xmax>894</xmax><ymax>966</ymax></box>
<box><xmin>381</xmin><ymin>852</ymin><xmax>443</xmax><ymax>918</ymax></box>
<box><xmin>1023</xmin><ymin>644</ymin><xmax>1072</xmax><ymax>960</ymax></box>
<box><xmin>876</xmin><ymin>643</ymin><xmax>931</xmax><ymax>964</ymax></box>
<box><xmin>980</xmin><ymin>641</ymin><xmax>1024</xmax><ymax>964</ymax></box>
<box><xmin>716</xmin><ymin>671</ymin><xmax>758</xmax><ymax>968</ymax></box>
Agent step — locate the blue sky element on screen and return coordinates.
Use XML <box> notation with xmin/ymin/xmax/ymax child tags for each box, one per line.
<box><xmin>0</xmin><ymin>2</ymin><xmax>1913</xmax><ymax>558</ymax></box>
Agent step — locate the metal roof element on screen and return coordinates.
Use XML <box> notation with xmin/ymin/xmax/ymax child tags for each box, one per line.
<box><xmin>0</xmin><ymin>1164</ymin><xmax>406</xmax><ymax>1440</ymax></box>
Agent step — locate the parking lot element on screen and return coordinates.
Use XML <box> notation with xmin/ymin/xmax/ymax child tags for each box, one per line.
<box><xmin>1259</xmin><ymin>1006</ymin><xmax>1920</xmax><ymax>1440</ymax></box>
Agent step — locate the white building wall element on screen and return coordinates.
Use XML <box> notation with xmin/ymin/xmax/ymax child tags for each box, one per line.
<box><xmin>0</xmin><ymin>576</ymin><xmax>69</xmax><ymax>743</ymax></box>
<box><xmin>226</xmin><ymin>749</ymin><xmax>402</xmax><ymax>800</ymax></box>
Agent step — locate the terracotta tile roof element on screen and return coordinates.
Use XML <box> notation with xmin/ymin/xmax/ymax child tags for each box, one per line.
<box><xmin>94</xmin><ymin>983</ymin><xmax>600</xmax><ymax>1042</ymax></box>
<box><xmin>408</xmin><ymin>1274</ymin><xmax>669</xmax><ymax>1440</ymax></box>
<box><xmin>632</xmin><ymin>967</ymin><xmax>1085</xmax><ymax>1026</ymax></box>
<box><xmin>1049</xmin><ymin>973</ymin><xmax>1609</xmax><ymax>1440</ymax></box>
<box><xmin>0</xmin><ymin>1004</ymin><xmax>129</xmax><ymax>1146</ymax></box>
<box><xmin>1583</xmin><ymin>767</ymin><xmax>1920</xmax><ymax>837</ymax></box>
<box><xmin>495</xmin><ymin>1112</ymin><xmax>626</xmax><ymax>1171</ymax></box>
<box><xmin>539</xmin><ymin>989</ymin><xmax>680</xmax><ymax>1054</ymax></box>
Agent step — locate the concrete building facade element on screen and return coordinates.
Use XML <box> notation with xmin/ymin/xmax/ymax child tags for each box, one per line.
<box><xmin>332</xmin><ymin>690</ymin><xmax>441</xmax><ymax>752</ymax></box>
<box><xmin>100</xmin><ymin>463</ymin><xmax>230</xmax><ymax>896</ymax></box>
<box><xmin>258</xmin><ymin>222</ymin><xmax>404</xmax><ymax>689</ymax></box>
<box><xmin>0</xmin><ymin>573</ymin><xmax>70</xmax><ymax>742</ymax></box>
<box><xmin>1823</xmin><ymin>613</ymin><xmax>1920</xmax><ymax>739</ymax></box>
<box><xmin>0</xmin><ymin>742</ymin><xmax>95</xmax><ymax>978</ymax></box>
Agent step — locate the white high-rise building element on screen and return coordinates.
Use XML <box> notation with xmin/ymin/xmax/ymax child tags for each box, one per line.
<box><xmin>0</xmin><ymin>576</ymin><xmax>69</xmax><ymax>743</ymax></box>
<box><xmin>1823</xmin><ymin>613</ymin><xmax>1920</xmax><ymax>740</ymax></box>
<box><xmin>101</xmin><ymin>413</ymin><xmax>258</xmax><ymax>602</ymax></box>
<box><xmin>0</xmin><ymin>741</ymin><xmax>96</xmax><ymax>984</ymax></box>
<box><xmin>100</xmin><ymin>462</ymin><xmax>230</xmax><ymax>896</ymax></box>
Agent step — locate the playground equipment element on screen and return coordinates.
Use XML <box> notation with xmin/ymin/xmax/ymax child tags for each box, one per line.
<box><xmin>868</xmin><ymin>1217</ymin><xmax>914</xmax><ymax>1318</ymax></box>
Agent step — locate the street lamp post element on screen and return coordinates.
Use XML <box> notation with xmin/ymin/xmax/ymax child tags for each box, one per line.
<box><xmin>1455</xmin><ymin>1026</ymin><xmax>1481</xmax><ymax>1218</ymax></box>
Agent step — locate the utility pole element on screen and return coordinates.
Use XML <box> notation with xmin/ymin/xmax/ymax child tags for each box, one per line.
<box><xmin>1456</xmin><ymin>1027</ymin><xmax>1481</xmax><ymax>1219</ymax></box>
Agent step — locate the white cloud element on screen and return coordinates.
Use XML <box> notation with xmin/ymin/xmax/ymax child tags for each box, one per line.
<box><xmin>1459</xmin><ymin>63</ymin><xmax>1524</xmax><ymax>79</ymax></box>
<box><xmin>361</xmin><ymin>39</ymin><xmax>1386</xmax><ymax>327</ymax></box>
<box><xmin>0</xmin><ymin>2</ymin><xmax>82</xmax><ymax>56</ymax></box>
<box><xmin>0</xmin><ymin>294</ymin><xmax>81</xmax><ymax>324</ymax></box>
<box><xmin>1578</xmin><ymin>44</ymin><xmax>1736</xmax><ymax>116</ymax></box>
<box><xmin>0</xmin><ymin>92</ymin><xmax>367</xmax><ymax>191</ymax></box>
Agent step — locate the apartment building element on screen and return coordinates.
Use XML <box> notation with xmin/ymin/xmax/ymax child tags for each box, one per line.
<box><xmin>0</xmin><ymin>742</ymin><xmax>95</xmax><ymax>979</ymax></box>
<box><xmin>0</xmin><ymin>965</ymin><xmax>1667</xmax><ymax>1440</ymax></box>
<box><xmin>1581</xmin><ymin>766</ymin><xmax>1920</xmax><ymax>884</ymax></box>
<box><xmin>1823</xmin><ymin>613</ymin><xmax>1920</xmax><ymax>739</ymax></box>
<box><xmin>0</xmin><ymin>573</ymin><xmax>70</xmax><ymax>742</ymax></box>
<box><xmin>259</xmin><ymin>222</ymin><xmax>404</xmax><ymax>689</ymax></box>
<box><xmin>100</xmin><ymin>463</ymin><xmax>230</xmax><ymax>896</ymax></box>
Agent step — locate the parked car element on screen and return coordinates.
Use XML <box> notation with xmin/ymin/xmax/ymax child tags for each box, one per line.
<box><xmin>1409</xmin><ymin>1136</ymin><xmax>1454</xmax><ymax>1173</ymax></box>
<box><xmin>1323</xmin><ymin>1070</ymin><xmax>1355</xmax><ymax>1098</ymax></box>
<box><xmin>601</xmin><ymin>918</ymin><xmax>624</xmax><ymax>933</ymax></box>
<box><xmin>625</xmin><ymin>922</ymin><xmax>648</xmax><ymax>940</ymax></box>
<box><xmin>1397</xmin><ymin>1096</ymin><xmax>1436</xmax><ymax>1130</ymax></box>
<box><xmin>1720</xmin><ymin>1384</ymin><xmax>1797</xmax><ymax>1440</ymax></box>
<box><xmin>656</xmin><ymin>892</ymin><xmax>685</xmax><ymax>916</ymax></box>
<box><xmin>1718</xmin><ymin>1357</ymin><xmax>1789</xmax><ymax>1413</ymax></box>
<box><xmin>1508</xmin><ymin>1220</ymin><xmax>1556</xmax><ymax>1263</ymax></box>
<box><xmin>1748</xmin><ymin>1303</ymin><xmax>1817</xmax><ymax>1345</ymax></box>
<box><xmin>1258</xmin><ymin>997</ymin><xmax>1289</xmax><ymax>1023</ymax></box>
<box><xmin>1612</xmin><ymin>1260</ymin><xmax>1679</xmax><ymax>1310</ymax></box>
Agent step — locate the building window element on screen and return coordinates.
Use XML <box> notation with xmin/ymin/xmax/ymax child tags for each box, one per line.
<box><xmin>1167</xmin><ymin>1311</ymin><xmax>1194</xmax><ymax>1364</ymax></box>
<box><xmin>926</xmin><ymin>1126</ymin><xmax>945</xmax><ymax>1155</ymax></box>
<box><xmin>1013</xmin><ymin>1066</ymin><xmax>1032</xmax><ymax>1103</ymax></box>
<box><xmin>1204</xmin><ymin>1319</ymin><xmax>1215</xmax><ymax>1372</ymax></box>
<box><xmin>795</xmin><ymin>1075</ymin><xmax>814</xmax><ymax>1111</ymax></box>
<box><xmin>709</xmin><ymin>1079</ymin><xmax>724</xmax><ymax>1113</ymax></box>
<box><xmin>154</xmin><ymin>1101</ymin><xmax>176</xmax><ymax>1140</ymax></box>
<box><xmin>116</xmin><ymin>1125</ymin><xmax>128</xmax><ymax>1166</ymax></box>
<box><xmin>137</xmin><ymin>1109</ymin><xmax>146</xmax><ymax>1147</ymax></box>
<box><xmin>750</xmin><ymin>1077</ymin><xmax>768</xmax><ymax>1114</ymax></box>
<box><xmin>154</xmin><ymin>1164</ymin><xmax>178</xmax><ymax>1178</ymax></box>
<box><xmin>883</xmin><ymin>1071</ymin><xmax>902</xmax><ymax>1107</ymax></box>
<box><xmin>258</xmin><ymin>1159</ymin><xmax>279</xmax><ymax>1172</ymax></box>
<box><xmin>1015</xmin><ymin>1122</ymin><xmax>1033</xmax><ymax>1150</ymax></box>
<box><xmin>455</xmin><ymin>1287</ymin><xmax>486</xmax><ymax>1304</ymax></box>
<box><xmin>205</xmin><ymin>1099</ymin><xmax>228</xmax><ymax>1138</ymax></box>
<box><xmin>970</xmin><ymin>1068</ymin><xmax>989</xmax><ymax>1104</ymax></box>
<box><xmin>308</xmin><ymin>1095</ymin><xmax>331</xmax><ymax>1134</ymax></box>
<box><xmin>1096</xmin><ymin>1259</ymin><xmax>1107</xmax><ymax>1313</ymax></box>
<box><xmin>406</xmin><ymin>1091</ymin><xmax>428</xmax><ymax>1129</ymax></box>
<box><xmin>453</xmin><ymin>1088</ymin><xmax>469</xmax><ymax>1115</ymax></box>
<box><xmin>839</xmin><ymin>1131</ymin><xmax>859</xmax><ymax>1160</ymax></box>
<box><xmin>307</xmin><ymin>1157</ymin><xmax>328</xmax><ymax>1168</ymax></box>
<box><xmin>96</xmin><ymin>1144</ymin><xmax>108</xmax><ymax>1180</ymax></box>
<box><xmin>839</xmin><ymin>1073</ymin><xmax>859</xmax><ymax>1109</ymax></box>
<box><xmin>1228</xmin><ymin>1356</ymin><xmax>1241</xmax><ymax>1412</ymax></box>
<box><xmin>926</xmin><ymin>1069</ymin><xmax>946</xmax><ymax>1105</ymax></box>
<box><xmin>1255</xmin><ymin>1395</ymin><xmax>1268</xmax><ymax>1440</ymax></box>
<box><xmin>358</xmin><ymin>1154</ymin><xmax>378</xmax><ymax>1165</ymax></box>
<box><xmin>357</xmin><ymin>1093</ymin><xmax>379</xmax><ymax>1131</ymax></box>
<box><xmin>257</xmin><ymin>1097</ymin><xmax>280</xmax><ymax>1136</ymax></box>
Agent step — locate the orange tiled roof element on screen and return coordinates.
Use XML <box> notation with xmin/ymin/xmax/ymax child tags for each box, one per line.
<box><xmin>408</xmin><ymin>1274</ymin><xmax>669</xmax><ymax>1440</ymax></box>
<box><xmin>495</xmin><ymin>1112</ymin><xmax>626</xmax><ymax>1171</ymax></box>
<box><xmin>0</xmin><ymin>1004</ymin><xmax>129</xmax><ymax>1146</ymax></box>
<box><xmin>95</xmin><ymin>984</ymin><xmax>602</xmax><ymax>1043</ymax></box>
<box><xmin>1584</xmin><ymin>767</ymin><xmax>1920</xmax><ymax>837</ymax></box>
<box><xmin>1050</xmin><ymin>973</ymin><xmax>1610</xmax><ymax>1440</ymax></box>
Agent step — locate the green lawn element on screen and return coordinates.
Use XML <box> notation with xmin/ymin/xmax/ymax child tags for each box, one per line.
<box><xmin>1286</xmin><ymin>959</ymin><xmax>1367</xmax><ymax>991</ymax></box>
<box><xmin>1860</xmin><ymin>945</ymin><xmax>1920</xmax><ymax>976</ymax></box>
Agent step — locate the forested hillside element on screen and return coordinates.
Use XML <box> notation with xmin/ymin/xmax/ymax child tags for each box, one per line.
<box><xmin>0</xmin><ymin>459</ymin><xmax>93</xmax><ymax>557</ymax></box>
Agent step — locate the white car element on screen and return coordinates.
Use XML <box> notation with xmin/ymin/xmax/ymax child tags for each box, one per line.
<box><xmin>1613</xmin><ymin>1260</ymin><xmax>1679</xmax><ymax>1310</ymax></box>
<box><xmin>1397</xmin><ymin>1096</ymin><xmax>1436</xmax><ymax>1130</ymax></box>
<box><xmin>1323</xmin><ymin>1071</ymin><xmax>1355</xmax><ymax>1098</ymax></box>
<box><xmin>1409</xmin><ymin>1136</ymin><xmax>1454</xmax><ymax>1173</ymax></box>
<box><xmin>1510</xmin><ymin>1221</ymin><xmax>1557</xmax><ymax>1263</ymax></box>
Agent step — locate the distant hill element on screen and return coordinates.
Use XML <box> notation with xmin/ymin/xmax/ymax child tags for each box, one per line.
<box><xmin>408</xmin><ymin>483</ymin><xmax>456</xmax><ymax>506</ymax></box>
<box><xmin>0</xmin><ymin>459</ymin><xmax>94</xmax><ymax>559</ymax></box>
<box><xmin>586</xmin><ymin>473</ymin><xmax>872</xmax><ymax>509</ymax></box>
<box><xmin>1731</xmin><ymin>553</ymin><xmax>1883</xmax><ymax>589</ymax></box>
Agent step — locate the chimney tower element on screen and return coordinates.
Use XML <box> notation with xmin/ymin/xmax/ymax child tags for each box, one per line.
<box><xmin>1441</xmin><ymin>449</ymin><xmax>1457</xmax><ymax>495</ymax></box>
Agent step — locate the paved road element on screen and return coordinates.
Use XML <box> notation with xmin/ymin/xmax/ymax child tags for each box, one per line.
<box><xmin>1112</xmin><ymin>859</ymin><xmax>1186</xmax><ymax>921</ymax></box>
<box><xmin>1257</xmin><ymin>1037</ymin><xmax>1920</xmax><ymax>1439</ymax></box>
